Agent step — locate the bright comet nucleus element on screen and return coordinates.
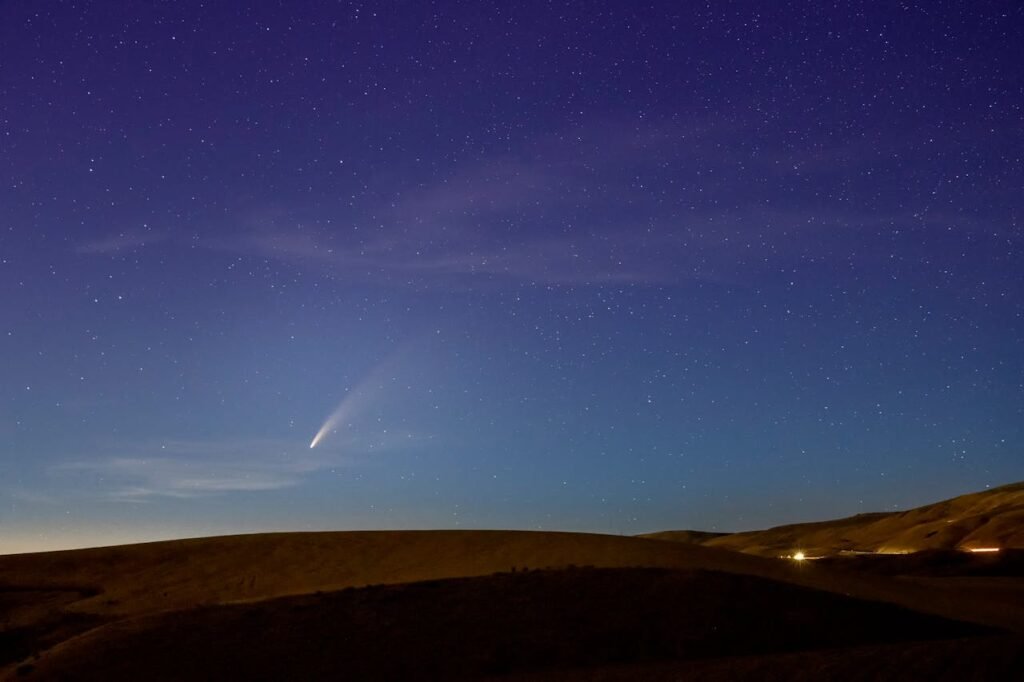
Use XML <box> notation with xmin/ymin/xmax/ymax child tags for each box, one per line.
<box><xmin>308</xmin><ymin>359</ymin><xmax>395</xmax><ymax>449</ymax></box>
<box><xmin>308</xmin><ymin>399</ymin><xmax>355</xmax><ymax>449</ymax></box>
<box><xmin>309</xmin><ymin>411</ymin><xmax>348</xmax><ymax>448</ymax></box>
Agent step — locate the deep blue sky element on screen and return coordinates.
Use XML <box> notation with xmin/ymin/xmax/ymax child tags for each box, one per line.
<box><xmin>2</xmin><ymin>1</ymin><xmax>1022</xmax><ymax>553</ymax></box>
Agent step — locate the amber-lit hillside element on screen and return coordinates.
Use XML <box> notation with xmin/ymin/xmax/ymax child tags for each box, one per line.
<box><xmin>2</xmin><ymin>484</ymin><xmax>1023</xmax><ymax>680</ymax></box>
<box><xmin>0</xmin><ymin>530</ymin><xmax>781</xmax><ymax>619</ymax></box>
<box><xmin>696</xmin><ymin>482</ymin><xmax>1024</xmax><ymax>558</ymax></box>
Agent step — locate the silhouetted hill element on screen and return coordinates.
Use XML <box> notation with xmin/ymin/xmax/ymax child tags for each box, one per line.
<box><xmin>2</xmin><ymin>483</ymin><xmax>1023</xmax><ymax>680</ymax></box>
<box><xmin>0</xmin><ymin>530</ymin><xmax>775</xmax><ymax>619</ymax></box>
<box><xmin>7</xmin><ymin>568</ymin><xmax>1000</xmax><ymax>682</ymax></box>
<box><xmin>635</xmin><ymin>530</ymin><xmax>728</xmax><ymax>544</ymax></box>
<box><xmin>648</xmin><ymin>482</ymin><xmax>1024</xmax><ymax>558</ymax></box>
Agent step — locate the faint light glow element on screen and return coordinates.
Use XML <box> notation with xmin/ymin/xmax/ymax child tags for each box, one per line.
<box><xmin>309</xmin><ymin>353</ymin><xmax>404</xmax><ymax>449</ymax></box>
<box><xmin>967</xmin><ymin>547</ymin><xmax>1000</xmax><ymax>553</ymax></box>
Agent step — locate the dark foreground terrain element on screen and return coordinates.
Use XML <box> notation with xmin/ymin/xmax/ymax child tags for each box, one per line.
<box><xmin>1</xmin><ymin>483</ymin><xmax>1022</xmax><ymax>680</ymax></box>
<box><xmin>6</xmin><ymin>567</ymin><xmax>1020</xmax><ymax>681</ymax></box>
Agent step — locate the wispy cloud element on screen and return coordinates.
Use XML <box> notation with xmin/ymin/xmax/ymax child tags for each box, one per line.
<box><xmin>76</xmin><ymin>229</ymin><xmax>167</xmax><ymax>254</ymax></box>
<box><xmin>202</xmin><ymin>120</ymin><xmax>735</xmax><ymax>286</ymax></box>
<box><xmin>2</xmin><ymin>488</ymin><xmax>62</xmax><ymax>505</ymax></box>
<box><xmin>200</xmin><ymin>116</ymin><xmax>1004</xmax><ymax>288</ymax></box>
<box><xmin>50</xmin><ymin>434</ymin><xmax>420</xmax><ymax>502</ymax></box>
<box><xmin>222</xmin><ymin>225</ymin><xmax>685</xmax><ymax>286</ymax></box>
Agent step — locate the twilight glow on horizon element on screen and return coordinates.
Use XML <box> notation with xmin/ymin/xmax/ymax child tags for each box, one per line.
<box><xmin>1</xmin><ymin>1</ymin><xmax>1022</xmax><ymax>554</ymax></box>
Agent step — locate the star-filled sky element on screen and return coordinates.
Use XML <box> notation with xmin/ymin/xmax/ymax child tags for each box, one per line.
<box><xmin>2</xmin><ymin>1</ymin><xmax>1022</xmax><ymax>553</ymax></box>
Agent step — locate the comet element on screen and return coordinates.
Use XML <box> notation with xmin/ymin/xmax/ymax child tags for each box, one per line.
<box><xmin>309</xmin><ymin>353</ymin><xmax>402</xmax><ymax>449</ymax></box>
<box><xmin>308</xmin><ymin>339</ymin><xmax>424</xmax><ymax>449</ymax></box>
<box><xmin>309</xmin><ymin>386</ymin><xmax>365</xmax><ymax>449</ymax></box>
<box><xmin>309</xmin><ymin>421</ymin><xmax>333</xmax><ymax>449</ymax></box>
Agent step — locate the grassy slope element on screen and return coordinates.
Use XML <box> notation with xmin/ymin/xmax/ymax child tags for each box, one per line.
<box><xmin>676</xmin><ymin>482</ymin><xmax>1024</xmax><ymax>557</ymax></box>
<box><xmin>8</xmin><ymin>568</ymin><xmax>1000</xmax><ymax>682</ymax></box>
<box><xmin>635</xmin><ymin>530</ymin><xmax>728</xmax><ymax>544</ymax></box>
<box><xmin>0</xmin><ymin>530</ymin><xmax>778</xmax><ymax>618</ymax></box>
<box><xmin>3</xmin><ymin>482</ymin><xmax>1023</xmax><ymax>679</ymax></box>
<box><xmin>2</xmin><ymin>528</ymin><xmax>1021</xmax><ymax>632</ymax></box>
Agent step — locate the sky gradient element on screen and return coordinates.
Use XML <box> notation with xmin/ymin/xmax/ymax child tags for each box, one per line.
<box><xmin>2</xmin><ymin>1</ymin><xmax>1022</xmax><ymax>553</ymax></box>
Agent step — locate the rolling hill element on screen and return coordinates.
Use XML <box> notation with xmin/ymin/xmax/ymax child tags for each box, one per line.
<box><xmin>10</xmin><ymin>568</ymin><xmax>1001</xmax><ymax>681</ymax></box>
<box><xmin>2</xmin><ymin>482</ymin><xmax>1023</xmax><ymax>680</ymax></box>
<box><xmin>646</xmin><ymin>481</ymin><xmax>1024</xmax><ymax>558</ymax></box>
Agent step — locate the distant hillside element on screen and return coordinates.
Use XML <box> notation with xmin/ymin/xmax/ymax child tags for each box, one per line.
<box><xmin>636</xmin><ymin>530</ymin><xmax>729</xmax><ymax>544</ymax></box>
<box><xmin>650</xmin><ymin>482</ymin><xmax>1024</xmax><ymax>558</ymax></box>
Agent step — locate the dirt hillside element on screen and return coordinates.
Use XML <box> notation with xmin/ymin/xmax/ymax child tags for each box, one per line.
<box><xmin>0</xmin><ymin>530</ymin><xmax>775</xmax><ymax>619</ymax></box>
<box><xmin>649</xmin><ymin>482</ymin><xmax>1024</xmax><ymax>558</ymax></box>
<box><xmin>8</xmin><ymin>568</ymin><xmax>1004</xmax><ymax>682</ymax></box>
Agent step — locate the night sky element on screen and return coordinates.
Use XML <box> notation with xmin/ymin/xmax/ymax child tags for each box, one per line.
<box><xmin>2</xmin><ymin>1</ymin><xmax>1022</xmax><ymax>554</ymax></box>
